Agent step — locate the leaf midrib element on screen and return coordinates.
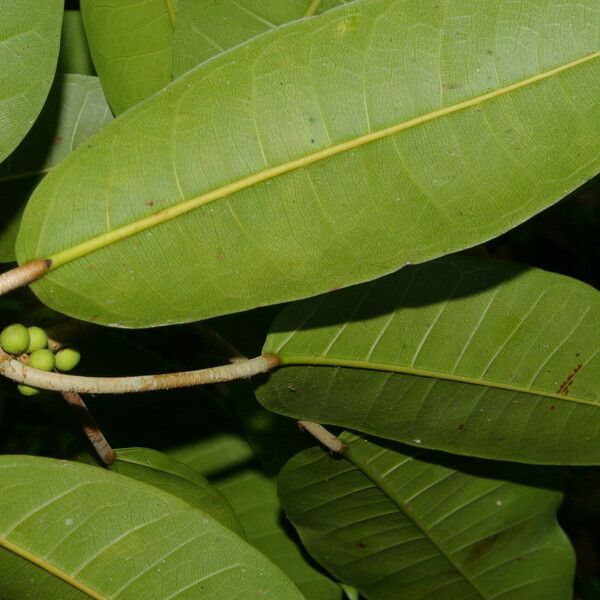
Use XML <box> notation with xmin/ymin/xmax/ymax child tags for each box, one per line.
<box><xmin>0</xmin><ymin>537</ymin><xmax>105</xmax><ymax>599</ymax></box>
<box><xmin>165</xmin><ymin>0</ymin><xmax>176</xmax><ymax>28</ymax></box>
<box><xmin>44</xmin><ymin>49</ymin><xmax>600</xmax><ymax>270</ymax></box>
<box><xmin>277</xmin><ymin>355</ymin><xmax>597</xmax><ymax>407</ymax></box>
<box><xmin>343</xmin><ymin>439</ymin><xmax>487</xmax><ymax>599</ymax></box>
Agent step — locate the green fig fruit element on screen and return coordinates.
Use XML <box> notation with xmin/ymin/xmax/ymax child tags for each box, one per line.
<box><xmin>54</xmin><ymin>347</ymin><xmax>81</xmax><ymax>372</ymax></box>
<box><xmin>27</xmin><ymin>326</ymin><xmax>48</xmax><ymax>353</ymax></box>
<box><xmin>0</xmin><ymin>324</ymin><xmax>30</xmax><ymax>355</ymax></box>
<box><xmin>28</xmin><ymin>349</ymin><xmax>55</xmax><ymax>372</ymax></box>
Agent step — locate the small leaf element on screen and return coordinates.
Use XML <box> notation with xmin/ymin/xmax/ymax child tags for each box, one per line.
<box><xmin>0</xmin><ymin>74</ymin><xmax>112</xmax><ymax>262</ymax></box>
<box><xmin>16</xmin><ymin>0</ymin><xmax>600</xmax><ymax>327</ymax></box>
<box><xmin>218</xmin><ymin>469</ymin><xmax>343</xmax><ymax>600</ymax></box>
<box><xmin>80</xmin><ymin>0</ymin><xmax>175</xmax><ymax>114</ymax></box>
<box><xmin>279</xmin><ymin>433</ymin><xmax>575</xmax><ymax>600</ymax></box>
<box><xmin>0</xmin><ymin>455</ymin><xmax>304</xmax><ymax>599</ymax></box>
<box><xmin>0</xmin><ymin>0</ymin><xmax>63</xmax><ymax>162</ymax></box>
<box><xmin>110</xmin><ymin>447</ymin><xmax>245</xmax><ymax>537</ymax></box>
<box><xmin>258</xmin><ymin>256</ymin><xmax>600</xmax><ymax>464</ymax></box>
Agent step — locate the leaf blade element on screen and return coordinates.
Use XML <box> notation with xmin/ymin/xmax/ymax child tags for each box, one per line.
<box><xmin>16</xmin><ymin>0</ymin><xmax>600</xmax><ymax>326</ymax></box>
<box><xmin>172</xmin><ymin>0</ymin><xmax>348</xmax><ymax>77</ymax></box>
<box><xmin>0</xmin><ymin>455</ymin><xmax>304</xmax><ymax>599</ymax></box>
<box><xmin>110</xmin><ymin>447</ymin><xmax>246</xmax><ymax>537</ymax></box>
<box><xmin>0</xmin><ymin>74</ymin><xmax>112</xmax><ymax>262</ymax></box>
<box><xmin>80</xmin><ymin>0</ymin><xmax>174</xmax><ymax>114</ymax></box>
<box><xmin>278</xmin><ymin>433</ymin><xmax>575</xmax><ymax>599</ymax></box>
<box><xmin>0</xmin><ymin>0</ymin><xmax>63</xmax><ymax>162</ymax></box>
<box><xmin>258</xmin><ymin>256</ymin><xmax>600</xmax><ymax>464</ymax></box>
<box><xmin>218</xmin><ymin>469</ymin><xmax>343</xmax><ymax>600</ymax></box>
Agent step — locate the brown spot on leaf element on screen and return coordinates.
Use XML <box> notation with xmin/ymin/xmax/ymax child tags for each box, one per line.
<box><xmin>556</xmin><ymin>364</ymin><xmax>583</xmax><ymax>395</ymax></box>
<box><xmin>466</xmin><ymin>533</ymin><xmax>501</xmax><ymax>564</ymax></box>
<box><xmin>457</xmin><ymin>423</ymin><xmax>465</xmax><ymax>431</ymax></box>
<box><xmin>356</xmin><ymin>541</ymin><xmax>367</xmax><ymax>549</ymax></box>
<box><xmin>549</xmin><ymin>405</ymin><xmax>555</xmax><ymax>411</ymax></box>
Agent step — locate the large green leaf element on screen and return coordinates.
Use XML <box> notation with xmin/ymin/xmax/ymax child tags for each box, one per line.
<box><xmin>80</xmin><ymin>0</ymin><xmax>175</xmax><ymax>114</ymax></box>
<box><xmin>218</xmin><ymin>469</ymin><xmax>343</xmax><ymax>600</ymax></box>
<box><xmin>109</xmin><ymin>447</ymin><xmax>245</xmax><ymax>537</ymax></box>
<box><xmin>16</xmin><ymin>0</ymin><xmax>600</xmax><ymax>327</ymax></box>
<box><xmin>0</xmin><ymin>0</ymin><xmax>63</xmax><ymax>163</ymax></box>
<box><xmin>0</xmin><ymin>455</ymin><xmax>304</xmax><ymax>599</ymax></box>
<box><xmin>279</xmin><ymin>433</ymin><xmax>575</xmax><ymax>599</ymax></box>
<box><xmin>0</xmin><ymin>74</ymin><xmax>112</xmax><ymax>262</ymax></box>
<box><xmin>257</xmin><ymin>256</ymin><xmax>600</xmax><ymax>464</ymax></box>
<box><xmin>173</xmin><ymin>0</ymin><xmax>348</xmax><ymax>77</ymax></box>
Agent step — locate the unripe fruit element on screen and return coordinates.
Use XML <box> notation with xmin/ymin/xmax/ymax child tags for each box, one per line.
<box><xmin>27</xmin><ymin>326</ymin><xmax>48</xmax><ymax>352</ymax></box>
<box><xmin>0</xmin><ymin>324</ymin><xmax>30</xmax><ymax>355</ymax></box>
<box><xmin>17</xmin><ymin>384</ymin><xmax>39</xmax><ymax>396</ymax></box>
<box><xmin>28</xmin><ymin>349</ymin><xmax>55</xmax><ymax>372</ymax></box>
<box><xmin>55</xmin><ymin>347</ymin><xmax>80</xmax><ymax>372</ymax></box>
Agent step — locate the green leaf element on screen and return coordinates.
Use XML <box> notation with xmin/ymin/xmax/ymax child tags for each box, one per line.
<box><xmin>110</xmin><ymin>447</ymin><xmax>246</xmax><ymax>537</ymax></box>
<box><xmin>58</xmin><ymin>10</ymin><xmax>95</xmax><ymax>75</ymax></box>
<box><xmin>166</xmin><ymin>432</ymin><xmax>257</xmax><ymax>479</ymax></box>
<box><xmin>0</xmin><ymin>74</ymin><xmax>112</xmax><ymax>262</ymax></box>
<box><xmin>258</xmin><ymin>256</ymin><xmax>600</xmax><ymax>464</ymax></box>
<box><xmin>218</xmin><ymin>469</ymin><xmax>343</xmax><ymax>600</ymax></box>
<box><xmin>16</xmin><ymin>0</ymin><xmax>600</xmax><ymax>327</ymax></box>
<box><xmin>172</xmin><ymin>0</ymin><xmax>348</xmax><ymax>77</ymax></box>
<box><xmin>0</xmin><ymin>455</ymin><xmax>304</xmax><ymax>599</ymax></box>
<box><xmin>279</xmin><ymin>433</ymin><xmax>575</xmax><ymax>600</ymax></box>
<box><xmin>0</xmin><ymin>0</ymin><xmax>63</xmax><ymax>162</ymax></box>
<box><xmin>80</xmin><ymin>0</ymin><xmax>175</xmax><ymax>114</ymax></box>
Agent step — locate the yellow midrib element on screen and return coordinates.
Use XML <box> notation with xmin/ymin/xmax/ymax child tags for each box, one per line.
<box><xmin>47</xmin><ymin>49</ymin><xmax>600</xmax><ymax>270</ymax></box>
<box><xmin>305</xmin><ymin>0</ymin><xmax>322</xmax><ymax>17</ymax></box>
<box><xmin>165</xmin><ymin>0</ymin><xmax>176</xmax><ymax>28</ymax></box>
<box><xmin>0</xmin><ymin>537</ymin><xmax>106</xmax><ymax>600</ymax></box>
<box><xmin>277</xmin><ymin>355</ymin><xmax>597</xmax><ymax>407</ymax></box>
<box><xmin>345</xmin><ymin>441</ymin><xmax>488</xmax><ymax>599</ymax></box>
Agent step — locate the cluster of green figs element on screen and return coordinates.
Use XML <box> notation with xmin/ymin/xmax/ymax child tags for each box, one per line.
<box><xmin>0</xmin><ymin>324</ymin><xmax>80</xmax><ymax>396</ymax></box>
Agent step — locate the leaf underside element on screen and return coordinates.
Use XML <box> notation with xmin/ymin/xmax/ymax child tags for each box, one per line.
<box><xmin>173</xmin><ymin>0</ymin><xmax>349</xmax><ymax>77</ymax></box>
<box><xmin>16</xmin><ymin>0</ymin><xmax>600</xmax><ymax>327</ymax></box>
<box><xmin>258</xmin><ymin>255</ymin><xmax>600</xmax><ymax>464</ymax></box>
<box><xmin>278</xmin><ymin>433</ymin><xmax>574</xmax><ymax>600</ymax></box>
<box><xmin>110</xmin><ymin>447</ymin><xmax>245</xmax><ymax>537</ymax></box>
<box><xmin>218</xmin><ymin>469</ymin><xmax>343</xmax><ymax>600</ymax></box>
<box><xmin>0</xmin><ymin>74</ymin><xmax>112</xmax><ymax>262</ymax></box>
<box><xmin>80</xmin><ymin>0</ymin><xmax>174</xmax><ymax>114</ymax></box>
<box><xmin>0</xmin><ymin>455</ymin><xmax>304</xmax><ymax>599</ymax></box>
<box><xmin>0</xmin><ymin>0</ymin><xmax>63</xmax><ymax>162</ymax></box>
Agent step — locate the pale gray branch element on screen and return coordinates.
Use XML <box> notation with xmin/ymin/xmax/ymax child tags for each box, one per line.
<box><xmin>0</xmin><ymin>351</ymin><xmax>279</xmax><ymax>394</ymax></box>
